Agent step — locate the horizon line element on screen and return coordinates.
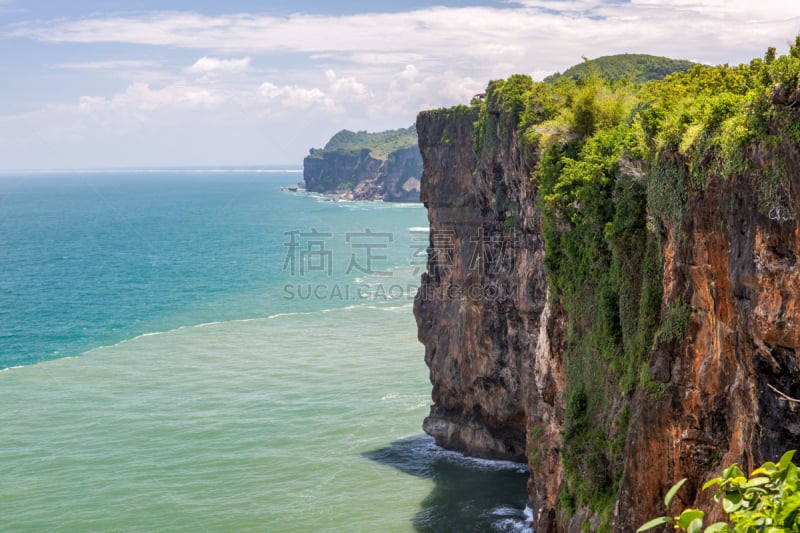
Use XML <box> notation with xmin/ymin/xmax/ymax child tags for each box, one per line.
<box><xmin>0</xmin><ymin>165</ymin><xmax>304</xmax><ymax>175</ymax></box>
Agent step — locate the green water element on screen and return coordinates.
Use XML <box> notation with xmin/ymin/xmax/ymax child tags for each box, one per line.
<box><xmin>0</xmin><ymin>171</ymin><xmax>529</xmax><ymax>532</ymax></box>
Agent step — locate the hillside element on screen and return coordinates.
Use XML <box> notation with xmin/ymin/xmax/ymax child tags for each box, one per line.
<box><xmin>320</xmin><ymin>126</ymin><xmax>419</xmax><ymax>159</ymax></box>
<box><xmin>545</xmin><ymin>53</ymin><xmax>696</xmax><ymax>83</ymax></box>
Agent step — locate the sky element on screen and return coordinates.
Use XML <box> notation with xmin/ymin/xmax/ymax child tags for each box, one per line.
<box><xmin>0</xmin><ymin>0</ymin><xmax>798</xmax><ymax>170</ymax></box>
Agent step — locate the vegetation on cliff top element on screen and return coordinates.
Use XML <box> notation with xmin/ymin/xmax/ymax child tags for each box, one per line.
<box><xmin>544</xmin><ymin>54</ymin><xmax>696</xmax><ymax>84</ymax></box>
<box><xmin>309</xmin><ymin>125</ymin><xmax>418</xmax><ymax>160</ymax></box>
<box><xmin>471</xmin><ymin>39</ymin><xmax>800</xmax><ymax>527</ymax></box>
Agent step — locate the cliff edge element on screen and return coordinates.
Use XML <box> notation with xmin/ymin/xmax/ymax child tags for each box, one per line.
<box><xmin>414</xmin><ymin>45</ymin><xmax>800</xmax><ymax>531</ymax></box>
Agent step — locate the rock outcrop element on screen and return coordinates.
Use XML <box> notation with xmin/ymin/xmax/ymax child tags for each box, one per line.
<box><xmin>303</xmin><ymin>148</ymin><xmax>383</xmax><ymax>199</ymax></box>
<box><xmin>413</xmin><ymin>56</ymin><xmax>800</xmax><ymax>531</ymax></box>
<box><xmin>302</xmin><ymin>128</ymin><xmax>422</xmax><ymax>202</ymax></box>
<box><xmin>383</xmin><ymin>146</ymin><xmax>423</xmax><ymax>202</ymax></box>
<box><xmin>414</xmin><ymin>105</ymin><xmax>548</xmax><ymax>464</ymax></box>
<box><xmin>414</xmin><ymin>103</ymin><xmax>566</xmax><ymax>529</ymax></box>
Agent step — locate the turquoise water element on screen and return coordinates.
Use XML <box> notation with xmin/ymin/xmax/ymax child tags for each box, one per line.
<box><xmin>0</xmin><ymin>171</ymin><xmax>529</xmax><ymax>531</ymax></box>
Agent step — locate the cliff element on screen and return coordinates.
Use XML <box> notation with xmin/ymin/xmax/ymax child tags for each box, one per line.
<box><xmin>303</xmin><ymin>127</ymin><xmax>422</xmax><ymax>202</ymax></box>
<box><xmin>414</xmin><ymin>45</ymin><xmax>800</xmax><ymax>532</ymax></box>
<box><xmin>414</xmin><ymin>104</ymin><xmax>548</xmax><ymax>464</ymax></box>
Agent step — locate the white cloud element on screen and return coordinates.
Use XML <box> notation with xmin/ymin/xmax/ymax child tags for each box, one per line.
<box><xmin>325</xmin><ymin>70</ymin><xmax>369</xmax><ymax>101</ymax></box>
<box><xmin>400</xmin><ymin>65</ymin><xmax>419</xmax><ymax>80</ymax></box>
<box><xmin>57</xmin><ymin>60</ymin><xmax>161</xmax><ymax>70</ymax></box>
<box><xmin>186</xmin><ymin>56</ymin><xmax>251</xmax><ymax>75</ymax></box>
<box><xmin>3</xmin><ymin>2</ymin><xmax>800</xmax><ymax>169</ymax></box>
<box><xmin>283</xmin><ymin>87</ymin><xmax>331</xmax><ymax>109</ymax></box>
<box><xmin>630</xmin><ymin>0</ymin><xmax>723</xmax><ymax>5</ymax></box>
<box><xmin>78</xmin><ymin>82</ymin><xmax>225</xmax><ymax>117</ymax></box>
<box><xmin>348</xmin><ymin>52</ymin><xmax>426</xmax><ymax>66</ymax></box>
<box><xmin>9</xmin><ymin>4</ymin><xmax>799</xmax><ymax>77</ymax></box>
<box><xmin>259</xmin><ymin>81</ymin><xmax>336</xmax><ymax>111</ymax></box>
<box><xmin>510</xmin><ymin>0</ymin><xmax>609</xmax><ymax>11</ymax></box>
<box><xmin>258</xmin><ymin>81</ymin><xmax>282</xmax><ymax>100</ymax></box>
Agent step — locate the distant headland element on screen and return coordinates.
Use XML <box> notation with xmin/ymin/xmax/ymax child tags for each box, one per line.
<box><xmin>302</xmin><ymin>126</ymin><xmax>422</xmax><ymax>202</ymax></box>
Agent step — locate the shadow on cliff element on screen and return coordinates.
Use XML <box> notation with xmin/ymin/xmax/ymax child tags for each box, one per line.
<box><xmin>363</xmin><ymin>434</ymin><xmax>530</xmax><ymax>532</ymax></box>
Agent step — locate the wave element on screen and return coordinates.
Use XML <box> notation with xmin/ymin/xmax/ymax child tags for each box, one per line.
<box><xmin>369</xmin><ymin>434</ymin><xmax>529</xmax><ymax>475</ymax></box>
<box><xmin>294</xmin><ymin>195</ymin><xmax>424</xmax><ymax>210</ymax></box>
<box><xmin>0</xmin><ymin>356</ymin><xmax>76</xmax><ymax>374</ymax></box>
<box><xmin>359</xmin><ymin>303</ymin><xmax>415</xmax><ymax>312</ymax></box>
<box><xmin>422</xmin><ymin>441</ymin><xmax>530</xmax><ymax>475</ymax></box>
<box><xmin>88</xmin><ymin>312</ymin><xmax>314</xmax><ymax>349</ymax></box>
<box><xmin>490</xmin><ymin>506</ymin><xmax>534</xmax><ymax>533</ymax></box>
<box><xmin>320</xmin><ymin>301</ymin><xmax>414</xmax><ymax>314</ymax></box>
<box><xmin>343</xmin><ymin>202</ymin><xmax>424</xmax><ymax>210</ymax></box>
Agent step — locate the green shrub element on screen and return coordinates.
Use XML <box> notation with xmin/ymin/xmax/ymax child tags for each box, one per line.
<box><xmin>638</xmin><ymin>451</ymin><xmax>800</xmax><ymax>533</ymax></box>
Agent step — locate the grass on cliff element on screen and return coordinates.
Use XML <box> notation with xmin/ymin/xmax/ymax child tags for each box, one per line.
<box><xmin>471</xmin><ymin>37</ymin><xmax>800</xmax><ymax>525</ymax></box>
<box><xmin>310</xmin><ymin>126</ymin><xmax>418</xmax><ymax>160</ymax></box>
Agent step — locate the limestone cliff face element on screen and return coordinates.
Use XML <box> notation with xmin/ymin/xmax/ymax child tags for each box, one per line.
<box><xmin>414</xmin><ymin>105</ymin><xmax>564</xmax><ymax>526</ymax></box>
<box><xmin>302</xmin><ymin>148</ymin><xmax>382</xmax><ymax>199</ymax></box>
<box><xmin>302</xmin><ymin>147</ymin><xmax>421</xmax><ymax>202</ymax></box>
<box><xmin>414</xmin><ymin>98</ymin><xmax>800</xmax><ymax>531</ymax></box>
<box><xmin>383</xmin><ymin>146</ymin><xmax>423</xmax><ymax>202</ymax></box>
<box><xmin>616</xmin><ymin>141</ymin><xmax>800</xmax><ymax>529</ymax></box>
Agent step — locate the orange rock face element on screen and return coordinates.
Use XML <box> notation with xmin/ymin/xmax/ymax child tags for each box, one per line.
<box><xmin>414</xmin><ymin>102</ymin><xmax>800</xmax><ymax>532</ymax></box>
<box><xmin>617</xmin><ymin>143</ymin><xmax>800</xmax><ymax>529</ymax></box>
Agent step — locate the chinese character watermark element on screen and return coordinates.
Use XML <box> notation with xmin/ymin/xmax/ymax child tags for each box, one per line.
<box><xmin>346</xmin><ymin>229</ymin><xmax>393</xmax><ymax>276</ymax></box>
<box><xmin>283</xmin><ymin>229</ymin><xmax>333</xmax><ymax>275</ymax></box>
<box><xmin>279</xmin><ymin>226</ymin><xmax>521</xmax><ymax>302</ymax></box>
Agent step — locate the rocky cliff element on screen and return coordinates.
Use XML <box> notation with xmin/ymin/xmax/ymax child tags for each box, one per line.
<box><xmin>617</xmin><ymin>133</ymin><xmax>800</xmax><ymax>530</ymax></box>
<box><xmin>303</xmin><ymin>127</ymin><xmax>422</xmax><ymax>202</ymax></box>
<box><xmin>414</xmin><ymin>105</ymin><xmax>543</xmax><ymax>462</ymax></box>
<box><xmin>414</xmin><ymin>103</ymin><xmax>565</xmax><ymax>530</ymax></box>
<box><xmin>414</xmin><ymin>47</ymin><xmax>800</xmax><ymax>532</ymax></box>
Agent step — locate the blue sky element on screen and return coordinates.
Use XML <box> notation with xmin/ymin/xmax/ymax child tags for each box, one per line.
<box><xmin>0</xmin><ymin>0</ymin><xmax>798</xmax><ymax>170</ymax></box>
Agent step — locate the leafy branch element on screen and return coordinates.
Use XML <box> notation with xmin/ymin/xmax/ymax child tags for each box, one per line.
<box><xmin>638</xmin><ymin>450</ymin><xmax>800</xmax><ymax>533</ymax></box>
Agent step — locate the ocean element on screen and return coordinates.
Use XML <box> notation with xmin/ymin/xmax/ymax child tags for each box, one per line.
<box><xmin>0</xmin><ymin>170</ymin><xmax>529</xmax><ymax>532</ymax></box>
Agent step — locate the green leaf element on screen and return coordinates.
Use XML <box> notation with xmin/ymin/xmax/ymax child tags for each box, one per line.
<box><xmin>784</xmin><ymin>463</ymin><xmax>799</xmax><ymax>491</ymax></box>
<box><xmin>752</xmin><ymin>463</ymin><xmax>776</xmax><ymax>476</ymax></box>
<box><xmin>702</xmin><ymin>478</ymin><xmax>723</xmax><ymax>491</ymax></box>
<box><xmin>722</xmin><ymin>492</ymin><xmax>743</xmax><ymax>514</ymax></box>
<box><xmin>637</xmin><ymin>516</ymin><xmax>672</xmax><ymax>532</ymax></box>
<box><xmin>678</xmin><ymin>509</ymin><xmax>704</xmax><ymax>530</ymax></box>
<box><xmin>723</xmin><ymin>465</ymin><xmax>744</xmax><ymax>479</ymax></box>
<box><xmin>687</xmin><ymin>518</ymin><xmax>704</xmax><ymax>533</ymax></box>
<box><xmin>741</xmin><ymin>476</ymin><xmax>770</xmax><ymax>488</ymax></box>
<box><xmin>778</xmin><ymin>450</ymin><xmax>796</xmax><ymax>472</ymax></box>
<box><xmin>777</xmin><ymin>493</ymin><xmax>800</xmax><ymax>522</ymax></box>
<box><xmin>665</xmin><ymin>478</ymin><xmax>688</xmax><ymax>508</ymax></box>
<box><xmin>703</xmin><ymin>522</ymin><xmax>732</xmax><ymax>533</ymax></box>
